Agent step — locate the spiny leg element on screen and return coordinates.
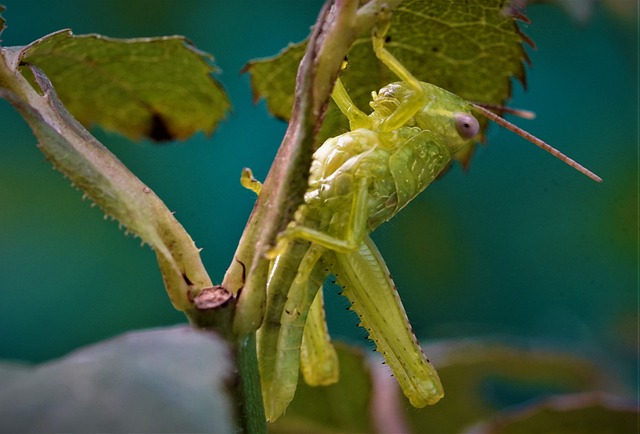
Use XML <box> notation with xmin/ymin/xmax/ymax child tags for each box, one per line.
<box><xmin>372</xmin><ymin>14</ymin><xmax>422</xmax><ymax>94</ymax></box>
<box><xmin>331</xmin><ymin>236</ymin><xmax>443</xmax><ymax>406</ymax></box>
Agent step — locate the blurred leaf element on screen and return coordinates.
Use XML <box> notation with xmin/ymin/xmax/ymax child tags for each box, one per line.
<box><xmin>604</xmin><ymin>0</ymin><xmax>640</xmax><ymax>19</ymax></box>
<box><xmin>8</xmin><ymin>29</ymin><xmax>230</xmax><ymax>142</ymax></box>
<box><xmin>0</xmin><ymin>326</ymin><xmax>236</xmax><ymax>433</ymax></box>
<box><xmin>245</xmin><ymin>0</ymin><xmax>530</xmax><ymax>167</ymax></box>
<box><xmin>270</xmin><ymin>343</ymin><xmax>375</xmax><ymax>434</ymax></box>
<box><xmin>402</xmin><ymin>341</ymin><xmax>623</xmax><ymax>433</ymax></box>
<box><xmin>465</xmin><ymin>392</ymin><xmax>638</xmax><ymax>433</ymax></box>
<box><xmin>272</xmin><ymin>339</ymin><xmax>627</xmax><ymax>433</ymax></box>
<box><xmin>0</xmin><ymin>362</ymin><xmax>30</xmax><ymax>388</ymax></box>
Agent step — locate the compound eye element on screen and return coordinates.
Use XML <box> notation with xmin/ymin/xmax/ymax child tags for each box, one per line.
<box><xmin>454</xmin><ymin>113</ymin><xmax>480</xmax><ymax>140</ymax></box>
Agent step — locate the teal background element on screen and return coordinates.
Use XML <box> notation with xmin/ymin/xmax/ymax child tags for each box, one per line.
<box><xmin>0</xmin><ymin>0</ymin><xmax>636</xmax><ymax>389</ymax></box>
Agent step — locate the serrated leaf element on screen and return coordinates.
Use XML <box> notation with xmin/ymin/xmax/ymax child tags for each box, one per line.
<box><xmin>10</xmin><ymin>29</ymin><xmax>230</xmax><ymax>142</ymax></box>
<box><xmin>245</xmin><ymin>0</ymin><xmax>530</xmax><ymax>167</ymax></box>
<box><xmin>0</xmin><ymin>326</ymin><xmax>236</xmax><ymax>433</ymax></box>
<box><xmin>244</xmin><ymin>41</ymin><xmax>306</xmax><ymax>121</ymax></box>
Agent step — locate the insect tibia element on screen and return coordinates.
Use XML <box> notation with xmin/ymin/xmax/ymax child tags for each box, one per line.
<box><xmin>471</xmin><ymin>104</ymin><xmax>602</xmax><ymax>183</ymax></box>
<box><xmin>300</xmin><ymin>288</ymin><xmax>339</xmax><ymax>387</ymax></box>
<box><xmin>331</xmin><ymin>238</ymin><xmax>444</xmax><ymax>407</ymax></box>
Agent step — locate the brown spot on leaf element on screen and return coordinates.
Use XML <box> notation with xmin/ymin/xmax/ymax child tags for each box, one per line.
<box><xmin>148</xmin><ymin>112</ymin><xmax>175</xmax><ymax>142</ymax></box>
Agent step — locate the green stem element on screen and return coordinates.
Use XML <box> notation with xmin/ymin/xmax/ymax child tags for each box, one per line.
<box><xmin>233</xmin><ymin>334</ymin><xmax>267</xmax><ymax>434</ymax></box>
<box><xmin>187</xmin><ymin>292</ymin><xmax>263</xmax><ymax>432</ymax></box>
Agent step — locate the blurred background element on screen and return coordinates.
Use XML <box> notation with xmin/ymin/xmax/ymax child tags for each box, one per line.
<box><xmin>0</xmin><ymin>0</ymin><xmax>636</xmax><ymax>394</ymax></box>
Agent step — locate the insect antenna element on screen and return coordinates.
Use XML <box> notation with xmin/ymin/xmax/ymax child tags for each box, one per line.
<box><xmin>472</xmin><ymin>102</ymin><xmax>536</xmax><ymax>120</ymax></box>
<box><xmin>471</xmin><ymin>103</ymin><xmax>602</xmax><ymax>183</ymax></box>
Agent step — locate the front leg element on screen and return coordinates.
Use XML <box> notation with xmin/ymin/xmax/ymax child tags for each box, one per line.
<box><xmin>267</xmin><ymin>175</ymin><xmax>370</xmax><ymax>257</ymax></box>
<box><xmin>372</xmin><ymin>12</ymin><xmax>428</xmax><ymax>132</ymax></box>
<box><xmin>331</xmin><ymin>76</ymin><xmax>371</xmax><ymax>130</ymax></box>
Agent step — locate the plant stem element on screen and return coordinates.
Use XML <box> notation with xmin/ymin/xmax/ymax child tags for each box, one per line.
<box><xmin>187</xmin><ymin>291</ymin><xmax>263</xmax><ymax>432</ymax></box>
<box><xmin>233</xmin><ymin>333</ymin><xmax>266</xmax><ymax>434</ymax></box>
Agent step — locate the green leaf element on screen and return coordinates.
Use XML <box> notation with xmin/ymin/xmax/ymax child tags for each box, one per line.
<box><xmin>245</xmin><ymin>0</ymin><xmax>530</xmax><ymax>166</ymax></box>
<box><xmin>244</xmin><ymin>41</ymin><xmax>306</xmax><ymax>121</ymax></box>
<box><xmin>0</xmin><ymin>64</ymin><xmax>214</xmax><ymax>314</ymax></box>
<box><xmin>11</xmin><ymin>29</ymin><xmax>230</xmax><ymax>142</ymax></box>
<box><xmin>0</xmin><ymin>362</ymin><xmax>30</xmax><ymax>388</ymax></box>
<box><xmin>0</xmin><ymin>326</ymin><xmax>236</xmax><ymax>433</ymax></box>
<box><xmin>468</xmin><ymin>393</ymin><xmax>639</xmax><ymax>434</ymax></box>
<box><xmin>403</xmin><ymin>341</ymin><xmax>625</xmax><ymax>433</ymax></box>
<box><xmin>270</xmin><ymin>343</ymin><xmax>375</xmax><ymax>434</ymax></box>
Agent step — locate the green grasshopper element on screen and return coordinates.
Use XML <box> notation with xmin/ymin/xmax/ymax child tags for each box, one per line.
<box><xmin>253</xmin><ymin>18</ymin><xmax>601</xmax><ymax>422</ymax></box>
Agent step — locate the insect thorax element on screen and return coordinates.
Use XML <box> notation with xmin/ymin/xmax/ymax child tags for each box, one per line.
<box><xmin>302</xmin><ymin>124</ymin><xmax>452</xmax><ymax>236</ymax></box>
<box><xmin>302</xmin><ymin>129</ymin><xmax>396</xmax><ymax>234</ymax></box>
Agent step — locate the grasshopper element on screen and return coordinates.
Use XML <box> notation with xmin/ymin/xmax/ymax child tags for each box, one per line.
<box><xmin>252</xmin><ymin>16</ymin><xmax>601</xmax><ymax>422</ymax></box>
